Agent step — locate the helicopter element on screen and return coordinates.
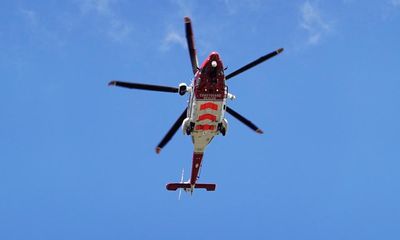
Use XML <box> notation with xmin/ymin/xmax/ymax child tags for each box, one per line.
<box><xmin>109</xmin><ymin>17</ymin><xmax>283</xmax><ymax>194</ymax></box>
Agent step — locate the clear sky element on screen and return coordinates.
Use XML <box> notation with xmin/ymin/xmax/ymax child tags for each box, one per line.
<box><xmin>1</xmin><ymin>0</ymin><xmax>400</xmax><ymax>239</ymax></box>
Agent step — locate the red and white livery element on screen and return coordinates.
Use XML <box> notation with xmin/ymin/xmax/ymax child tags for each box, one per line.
<box><xmin>109</xmin><ymin>17</ymin><xmax>283</xmax><ymax>195</ymax></box>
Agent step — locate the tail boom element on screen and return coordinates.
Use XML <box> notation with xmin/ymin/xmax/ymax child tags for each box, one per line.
<box><xmin>190</xmin><ymin>152</ymin><xmax>203</xmax><ymax>184</ymax></box>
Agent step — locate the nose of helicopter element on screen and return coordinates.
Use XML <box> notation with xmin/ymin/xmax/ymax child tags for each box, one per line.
<box><xmin>209</xmin><ymin>52</ymin><xmax>221</xmax><ymax>68</ymax></box>
<box><xmin>209</xmin><ymin>51</ymin><xmax>220</xmax><ymax>60</ymax></box>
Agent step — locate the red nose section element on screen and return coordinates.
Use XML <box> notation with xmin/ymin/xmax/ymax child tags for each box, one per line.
<box><xmin>209</xmin><ymin>51</ymin><xmax>220</xmax><ymax>60</ymax></box>
<box><xmin>194</xmin><ymin>52</ymin><xmax>225</xmax><ymax>100</ymax></box>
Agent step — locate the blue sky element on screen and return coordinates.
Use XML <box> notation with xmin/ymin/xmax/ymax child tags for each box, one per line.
<box><xmin>1</xmin><ymin>0</ymin><xmax>400</xmax><ymax>239</ymax></box>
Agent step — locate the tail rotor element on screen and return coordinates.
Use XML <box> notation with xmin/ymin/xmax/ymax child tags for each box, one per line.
<box><xmin>178</xmin><ymin>169</ymin><xmax>185</xmax><ymax>200</ymax></box>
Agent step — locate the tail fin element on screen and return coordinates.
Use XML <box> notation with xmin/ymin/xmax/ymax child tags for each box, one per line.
<box><xmin>166</xmin><ymin>183</ymin><xmax>216</xmax><ymax>191</ymax></box>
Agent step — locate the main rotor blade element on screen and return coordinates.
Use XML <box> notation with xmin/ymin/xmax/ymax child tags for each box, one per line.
<box><xmin>225</xmin><ymin>48</ymin><xmax>284</xmax><ymax>80</ymax></box>
<box><xmin>184</xmin><ymin>17</ymin><xmax>199</xmax><ymax>75</ymax></box>
<box><xmin>226</xmin><ymin>106</ymin><xmax>263</xmax><ymax>134</ymax></box>
<box><xmin>109</xmin><ymin>81</ymin><xmax>179</xmax><ymax>93</ymax></box>
<box><xmin>156</xmin><ymin>108</ymin><xmax>188</xmax><ymax>154</ymax></box>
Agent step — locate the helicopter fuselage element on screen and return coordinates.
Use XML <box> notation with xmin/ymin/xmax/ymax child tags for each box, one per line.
<box><xmin>181</xmin><ymin>52</ymin><xmax>228</xmax><ymax>187</ymax></box>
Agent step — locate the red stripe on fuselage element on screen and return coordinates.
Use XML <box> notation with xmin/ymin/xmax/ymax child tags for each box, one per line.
<box><xmin>198</xmin><ymin>113</ymin><xmax>217</xmax><ymax>122</ymax></box>
<box><xmin>200</xmin><ymin>102</ymin><xmax>218</xmax><ymax>111</ymax></box>
<box><xmin>195</xmin><ymin>125</ymin><xmax>215</xmax><ymax>131</ymax></box>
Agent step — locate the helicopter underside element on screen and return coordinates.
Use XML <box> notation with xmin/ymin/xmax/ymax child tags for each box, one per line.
<box><xmin>189</xmin><ymin>98</ymin><xmax>226</xmax><ymax>152</ymax></box>
<box><xmin>108</xmin><ymin>16</ymin><xmax>283</xmax><ymax>193</ymax></box>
